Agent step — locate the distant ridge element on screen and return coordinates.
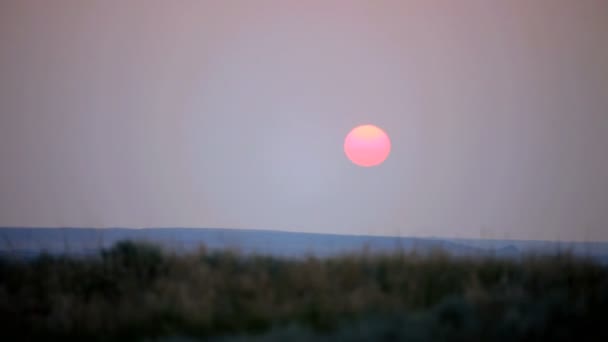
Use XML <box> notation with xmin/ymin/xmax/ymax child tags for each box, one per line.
<box><xmin>1</xmin><ymin>227</ymin><xmax>608</xmax><ymax>263</ymax></box>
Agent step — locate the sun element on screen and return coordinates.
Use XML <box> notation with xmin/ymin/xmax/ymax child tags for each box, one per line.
<box><xmin>344</xmin><ymin>125</ymin><xmax>391</xmax><ymax>167</ymax></box>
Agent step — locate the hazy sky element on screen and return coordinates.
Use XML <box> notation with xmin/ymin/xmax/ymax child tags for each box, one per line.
<box><xmin>1</xmin><ymin>1</ymin><xmax>607</xmax><ymax>241</ymax></box>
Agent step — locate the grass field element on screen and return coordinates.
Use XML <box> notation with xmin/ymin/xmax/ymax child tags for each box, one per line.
<box><xmin>1</xmin><ymin>241</ymin><xmax>607</xmax><ymax>341</ymax></box>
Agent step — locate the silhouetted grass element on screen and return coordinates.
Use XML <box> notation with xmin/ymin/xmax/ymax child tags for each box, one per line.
<box><xmin>0</xmin><ymin>241</ymin><xmax>607</xmax><ymax>341</ymax></box>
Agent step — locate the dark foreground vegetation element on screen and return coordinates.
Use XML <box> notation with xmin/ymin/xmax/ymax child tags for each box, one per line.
<box><xmin>1</xmin><ymin>241</ymin><xmax>607</xmax><ymax>341</ymax></box>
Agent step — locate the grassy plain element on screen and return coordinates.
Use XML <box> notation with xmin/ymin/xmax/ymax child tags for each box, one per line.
<box><xmin>1</xmin><ymin>241</ymin><xmax>607</xmax><ymax>341</ymax></box>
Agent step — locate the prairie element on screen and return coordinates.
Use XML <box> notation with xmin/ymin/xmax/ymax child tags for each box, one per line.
<box><xmin>1</xmin><ymin>241</ymin><xmax>607</xmax><ymax>341</ymax></box>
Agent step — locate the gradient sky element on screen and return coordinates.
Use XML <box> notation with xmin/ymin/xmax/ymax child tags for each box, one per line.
<box><xmin>1</xmin><ymin>1</ymin><xmax>607</xmax><ymax>241</ymax></box>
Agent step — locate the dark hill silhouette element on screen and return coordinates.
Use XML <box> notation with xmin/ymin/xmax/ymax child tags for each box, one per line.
<box><xmin>1</xmin><ymin>227</ymin><xmax>607</xmax><ymax>262</ymax></box>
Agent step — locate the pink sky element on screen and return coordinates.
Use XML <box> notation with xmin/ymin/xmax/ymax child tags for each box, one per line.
<box><xmin>0</xmin><ymin>1</ymin><xmax>607</xmax><ymax>241</ymax></box>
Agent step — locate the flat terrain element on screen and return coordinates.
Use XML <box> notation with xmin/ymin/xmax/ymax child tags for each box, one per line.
<box><xmin>1</xmin><ymin>241</ymin><xmax>607</xmax><ymax>341</ymax></box>
<box><xmin>3</xmin><ymin>227</ymin><xmax>608</xmax><ymax>261</ymax></box>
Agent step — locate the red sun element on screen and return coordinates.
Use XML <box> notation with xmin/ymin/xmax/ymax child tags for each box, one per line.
<box><xmin>344</xmin><ymin>125</ymin><xmax>391</xmax><ymax>167</ymax></box>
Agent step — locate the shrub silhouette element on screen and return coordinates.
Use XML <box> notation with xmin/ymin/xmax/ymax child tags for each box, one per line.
<box><xmin>101</xmin><ymin>240</ymin><xmax>165</xmax><ymax>280</ymax></box>
<box><xmin>0</xmin><ymin>241</ymin><xmax>607</xmax><ymax>341</ymax></box>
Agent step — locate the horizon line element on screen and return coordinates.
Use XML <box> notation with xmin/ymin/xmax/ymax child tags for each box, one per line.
<box><xmin>0</xmin><ymin>226</ymin><xmax>605</xmax><ymax>244</ymax></box>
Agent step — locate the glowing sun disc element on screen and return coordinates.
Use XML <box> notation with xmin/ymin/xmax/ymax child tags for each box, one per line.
<box><xmin>344</xmin><ymin>125</ymin><xmax>391</xmax><ymax>167</ymax></box>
